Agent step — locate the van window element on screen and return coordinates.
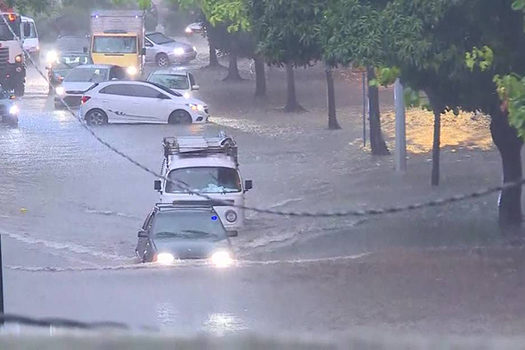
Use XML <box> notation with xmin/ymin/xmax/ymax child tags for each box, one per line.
<box><xmin>166</xmin><ymin>167</ymin><xmax>242</xmax><ymax>193</ymax></box>
<box><xmin>29</xmin><ymin>22</ymin><xmax>37</xmax><ymax>38</ymax></box>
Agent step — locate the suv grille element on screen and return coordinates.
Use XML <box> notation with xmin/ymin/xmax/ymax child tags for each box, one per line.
<box><xmin>0</xmin><ymin>48</ymin><xmax>8</xmax><ymax>70</ymax></box>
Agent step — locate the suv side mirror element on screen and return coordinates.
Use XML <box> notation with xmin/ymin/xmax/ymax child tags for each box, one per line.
<box><xmin>138</xmin><ymin>230</ymin><xmax>148</xmax><ymax>238</ymax></box>
<box><xmin>83</xmin><ymin>47</ymin><xmax>88</xmax><ymax>53</ymax></box>
<box><xmin>141</xmin><ymin>47</ymin><xmax>147</xmax><ymax>56</ymax></box>
<box><xmin>244</xmin><ymin>180</ymin><xmax>253</xmax><ymax>191</ymax></box>
<box><xmin>154</xmin><ymin>180</ymin><xmax>162</xmax><ymax>191</ymax></box>
<box><xmin>191</xmin><ymin>85</ymin><xmax>200</xmax><ymax>91</ymax></box>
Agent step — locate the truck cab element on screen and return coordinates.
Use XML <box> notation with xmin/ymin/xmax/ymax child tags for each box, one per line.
<box><xmin>90</xmin><ymin>11</ymin><xmax>144</xmax><ymax>78</ymax></box>
<box><xmin>21</xmin><ymin>16</ymin><xmax>38</xmax><ymax>63</ymax></box>
<box><xmin>155</xmin><ymin>134</ymin><xmax>253</xmax><ymax>236</ymax></box>
<box><xmin>0</xmin><ymin>12</ymin><xmax>27</xmax><ymax>96</ymax></box>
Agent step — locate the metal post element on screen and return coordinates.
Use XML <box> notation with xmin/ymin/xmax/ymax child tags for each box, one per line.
<box><xmin>394</xmin><ymin>78</ymin><xmax>407</xmax><ymax>172</ymax></box>
<box><xmin>362</xmin><ymin>71</ymin><xmax>367</xmax><ymax>147</ymax></box>
<box><xmin>0</xmin><ymin>234</ymin><xmax>4</xmax><ymax>325</ymax></box>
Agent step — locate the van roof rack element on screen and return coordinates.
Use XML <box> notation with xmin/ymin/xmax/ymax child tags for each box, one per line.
<box><xmin>163</xmin><ymin>132</ymin><xmax>238</xmax><ymax>165</ymax></box>
<box><xmin>154</xmin><ymin>202</ymin><xmax>217</xmax><ymax>210</ymax></box>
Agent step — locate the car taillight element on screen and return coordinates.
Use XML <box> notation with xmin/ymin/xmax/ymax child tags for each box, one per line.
<box><xmin>81</xmin><ymin>96</ymin><xmax>91</xmax><ymax>104</ymax></box>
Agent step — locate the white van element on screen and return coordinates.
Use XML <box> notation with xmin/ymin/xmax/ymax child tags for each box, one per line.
<box><xmin>155</xmin><ymin>134</ymin><xmax>253</xmax><ymax>236</ymax></box>
<box><xmin>21</xmin><ymin>16</ymin><xmax>39</xmax><ymax>62</ymax></box>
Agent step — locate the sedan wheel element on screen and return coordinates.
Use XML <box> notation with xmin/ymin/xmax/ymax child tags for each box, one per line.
<box><xmin>85</xmin><ymin>109</ymin><xmax>107</xmax><ymax>126</ymax></box>
<box><xmin>156</xmin><ymin>53</ymin><xmax>170</xmax><ymax>67</ymax></box>
<box><xmin>169</xmin><ymin>110</ymin><xmax>192</xmax><ymax>124</ymax></box>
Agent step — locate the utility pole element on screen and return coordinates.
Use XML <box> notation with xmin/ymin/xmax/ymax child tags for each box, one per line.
<box><xmin>394</xmin><ymin>78</ymin><xmax>407</xmax><ymax>172</ymax></box>
<box><xmin>362</xmin><ymin>71</ymin><xmax>367</xmax><ymax>147</ymax></box>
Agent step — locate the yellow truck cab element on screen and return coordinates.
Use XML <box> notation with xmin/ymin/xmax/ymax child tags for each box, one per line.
<box><xmin>90</xmin><ymin>11</ymin><xmax>144</xmax><ymax>78</ymax></box>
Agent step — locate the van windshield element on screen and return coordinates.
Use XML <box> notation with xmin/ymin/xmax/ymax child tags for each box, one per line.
<box><xmin>166</xmin><ymin>167</ymin><xmax>242</xmax><ymax>193</ymax></box>
<box><xmin>93</xmin><ymin>36</ymin><xmax>137</xmax><ymax>54</ymax></box>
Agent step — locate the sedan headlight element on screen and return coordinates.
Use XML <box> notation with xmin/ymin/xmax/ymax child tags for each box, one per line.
<box><xmin>55</xmin><ymin>86</ymin><xmax>65</xmax><ymax>96</ymax></box>
<box><xmin>127</xmin><ymin>66</ymin><xmax>138</xmax><ymax>76</ymax></box>
<box><xmin>210</xmin><ymin>251</ymin><xmax>233</xmax><ymax>268</ymax></box>
<box><xmin>156</xmin><ymin>252</ymin><xmax>175</xmax><ymax>265</ymax></box>
<box><xmin>173</xmin><ymin>47</ymin><xmax>185</xmax><ymax>56</ymax></box>
<box><xmin>9</xmin><ymin>104</ymin><xmax>19</xmax><ymax>115</ymax></box>
<box><xmin>187</xmin><ymin>103</ymin><xmax>205</xmax><ymax>112</ymax></box>
<box><xmin>183</xmin><ymin>92</ymin><xmax>190</xmax><ymax>99</ymax></box>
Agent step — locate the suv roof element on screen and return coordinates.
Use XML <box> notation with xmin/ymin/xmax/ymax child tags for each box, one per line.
<box><xmin>154</xmin><ymin>202</ymin><xmax>219</xmax><ymax>212</ymax></box>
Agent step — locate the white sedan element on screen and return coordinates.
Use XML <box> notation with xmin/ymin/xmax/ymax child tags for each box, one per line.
<box><xmin>79</xmin><ymin>81</ymin><xmax>209</xmax><ymax>125</ymax></box>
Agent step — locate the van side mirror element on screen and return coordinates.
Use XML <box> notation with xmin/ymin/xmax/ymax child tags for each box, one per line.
<box><xmin>141</xmin><ymin>47</ymin><xmax>147</xmax><ymax>56</ymax></box>
<box><xmin>23</xmin><ymin>23</ymin><xmax>30</xmax><ymax>37</ymax></box>
<box><xmin>244</xmin><ymin>180</ymin><xmax>253</xmax><ymax>191</ymax></box>
<box><xmin>191</xmin><ymin>85</ymin><xmax>200</xmax><ymax>91</ymax></box>
<box><xmin>154</xmin><ymin>180</ymin><xmax>162</xmax><ymax>191</ymax></box>
<box><xmin>138</xmin><ymin>230</ymin><xmax>148</xmax><ymax>238</ymax></box>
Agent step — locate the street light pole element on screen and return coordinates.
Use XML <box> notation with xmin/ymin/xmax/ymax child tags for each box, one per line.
<box><xmin>394</xmin><ymin>78</ymin><xmax>407</xmax><ymax>172</ymax></box>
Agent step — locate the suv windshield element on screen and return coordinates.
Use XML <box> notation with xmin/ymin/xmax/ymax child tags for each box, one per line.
<box><xmin>148</xmin><ymin>74</ymin><xmax>189</xmax><ymax>90</ymax></box>
<box><xmin>93</xmin><ymin>36</ymin><xmax>137</xmax><ymax>53</ymax></box>
<box><xmin>65</xmin><ymin>68</ymin><xmax>109</xmax><ymax>82</ymax></box>
<box><xmin>152</xmin><ymin>211</ymin><xmax>227</xmax><ymax>241</ymax></box>
<box><xmin>166</xmin><ymin>167</ymin><xmax>242</xmax><ymax>193</ymax></box>
<box><xmin>147</xmin><ymin>32</ymin><xmax>175</xmax><ymax>45</ymax></box>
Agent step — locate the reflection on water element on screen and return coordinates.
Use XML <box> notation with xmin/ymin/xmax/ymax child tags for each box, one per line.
<box><xmin>203</xmin><ymin>312</ymin><xmax>247</xmax><ymax>335</ymax></box>
<box><xmin>156</xmin><ymin>302</ymin><xmax>178</xmax><ymax>328</ymax></box>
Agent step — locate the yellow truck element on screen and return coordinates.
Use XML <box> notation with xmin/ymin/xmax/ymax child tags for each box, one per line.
<box><xmin>90</xmin><ymin>10</ymin><xmax>145</xmax><ymax>78</ymax></box>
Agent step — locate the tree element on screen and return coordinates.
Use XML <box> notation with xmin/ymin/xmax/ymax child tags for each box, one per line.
<box><xmin>320</xmin><ymin>0</ymin><xmax>390</xmax><ymax>153</ymax></box>
<box><xmin>252</xmin><ymin>0</ymin><xmax>323</xmax><ymax>112</ymax></box>
<box><xmin>384</xmin><ymin>0</ymin><xmax>525</xmax><ymax>226</ymax></box>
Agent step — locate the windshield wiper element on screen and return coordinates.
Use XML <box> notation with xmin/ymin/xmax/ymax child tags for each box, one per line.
<box><xmin>181</xmin><ymin>230</ymin><xmax>216</xmax><ymax>238</ymax></box>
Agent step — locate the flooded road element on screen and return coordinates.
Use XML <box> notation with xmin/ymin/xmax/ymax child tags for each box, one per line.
<box><xmin>1</xmin><ymin>66</ymin><xmax>522</xmax><ymax>336</ymax></box>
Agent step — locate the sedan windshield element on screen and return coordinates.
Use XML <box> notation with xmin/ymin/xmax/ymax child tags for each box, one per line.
<box><xmin>57</xmin><ymin>37</ymin><xmax>90</xmax><ymax>52</ymax></box>
<box><xmin>65</xmin><ymin>68</ymin><xmax>109</xmax><ymax>83</ymax></box>
<box><xmin>148</xmin><ymin>74</ymin><xmax>189</xmax><ymax>90</ymax></box>
<box><xmin>152</xmin><ymin>211</ymin><xmax>227</xmax><ymax>241</ymax></box>
<box><xmin>146</xmin><ymin>32</ymin><xmax>175</xmax><ymax>45</ymax></box>
<box><xmin>54</xmin><ymin>54</ymin><xmax>92</xmax><ymax>70</ymax></box>
<box><xmin>166</xmin><ymin>167</ymin><xmax>242</xmax><ymax>193</ymax></box>
<box><xmin>93</xmin><ymin>36</ymin><xmax>137</xmax><ymax>54</ymax></box>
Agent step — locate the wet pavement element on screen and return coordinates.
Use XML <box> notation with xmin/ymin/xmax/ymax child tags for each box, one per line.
<box><xmin>0</xmin><ymin>63</ymin><xmax>523</xmax><ymax>336</ymax></box>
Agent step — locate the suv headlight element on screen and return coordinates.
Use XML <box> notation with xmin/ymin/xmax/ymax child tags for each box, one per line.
<box><xmin>9</xmin><ymin>104</ymin><xmax>19</xmax><ymax>115</ymax></box>
<box><xmin>156</xmin><ymin>252</ymin><xmax>175</xmax><ymax>265</ymax></box>
<box><xmin>46</xmin><ymin>50</ymin><xmax>58</xmax><ymax>64</ymax></box>
<box><xmin>55</xmin><ymin>86</ymin><xmax>65</xmax><ymax>96</ymax></box>
<box><xmin>225</xmin><ymin>210</ymin><xmax>238</xmax><ymax>223</ymax></box>
<box><xmin>210</xmin><ymin>251</ymin><xmax>233</xmax><ymax>268</ymax></box>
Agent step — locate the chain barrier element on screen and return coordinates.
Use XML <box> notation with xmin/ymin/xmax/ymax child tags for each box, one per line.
<box><xmin>1</xmin><ymin>15</ymin><xmax>520</xmax><ymax>220</ymax></box>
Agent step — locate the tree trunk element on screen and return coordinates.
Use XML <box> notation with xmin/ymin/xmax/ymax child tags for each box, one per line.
<box><xmin>284</xmin><ymin>63</ymin><xmax>305</xmax><ymax>112</ymax></box>
<box><xmin>431</xmin><ymin>108</ymin><xmax>441</xmax><ymax>186</ymax></box>
<box><xmin>367</xmin><ymin>67</ymin><xmax>390</xmax><ymax>155</ymax></box>
<box><xmin>254</xmin><ymin>55</ymin><xmax>266</xmax><ymax>98</ymax></box>
<box><xmin>325</xmin><ymin>66</ymin><xmax>341</xmax><ymax>130</ymax></box>
<box><xmin>207</xmin><ymin>38</ymin><xmax>220</xmax><ymax>68</ymax></box>
<box><xmin>223</xmin><ymin>54</ymin><xmax>242</xmax><ymax>81</ymax></box>
<box><xmin>490</xmin><ymin>111</ymin><xmax>523</xmax><ymax>228</ymax></box>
